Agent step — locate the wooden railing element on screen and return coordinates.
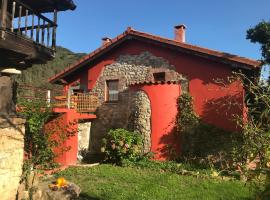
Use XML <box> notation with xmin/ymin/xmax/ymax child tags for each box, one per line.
<box><xmin>17</xmin><ymin>85</ymin><xmax>100</xmax><ymax>113</ymax></box>
<box><xmin>0</xmin><ymin>0</ymin><xmax>57</xmax><ymax>49</ymax></box>
<box><xmin>54</xmin><ymin>93</ymin><xmax>100</xmax><ymax>113</ymax></box>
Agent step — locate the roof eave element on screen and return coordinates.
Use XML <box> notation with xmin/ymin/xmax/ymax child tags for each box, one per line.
<box><xmin>49</xmin><ymin>29</ymin><xmax>262</xmax><ymax>84</ymax></box>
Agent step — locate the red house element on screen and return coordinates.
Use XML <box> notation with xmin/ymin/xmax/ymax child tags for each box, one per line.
<box><xmin>49</xmin><ymin>25</ymin><xmax>261</xmax><ymax>165</ymax></box>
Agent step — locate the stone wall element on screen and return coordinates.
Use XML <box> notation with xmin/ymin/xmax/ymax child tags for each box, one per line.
<box><xmin>89</xmin><ymin>51</ymin><xmax>186</xmax><ymax>153</ymax></box>
<box><xmin>0</xmin><ymin>117</ymin><xmax>25</xmax><ymax>200</ymax></box>
<box><xmin>0</xmin><ymin>76</ymin><xmax>16</xmax><ymax>115</ymax></box>
<box><xmin>128</xmin><ymin>91</ymin><xmax>151</xmax><ymax>153</ymax></box>
<box><xmin>91</xmin><ymin>51</ymin><xmax>184</xmax><ymax>102</ymax></box>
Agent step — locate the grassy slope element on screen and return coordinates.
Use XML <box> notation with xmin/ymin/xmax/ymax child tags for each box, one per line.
<box><xmin>56</xmin><ymin>165</ymin><xmax>253</xmax><ymax>200</ymax></box>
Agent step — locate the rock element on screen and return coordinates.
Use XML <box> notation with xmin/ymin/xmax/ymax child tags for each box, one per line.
<box><xmin>32</xmin><ymin>181</ymin><xmax>81</xmax><ymax>200</ymax></box>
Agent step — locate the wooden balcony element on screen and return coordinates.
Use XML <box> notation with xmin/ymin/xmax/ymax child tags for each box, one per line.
<box><xmin>0</xmin><ymin>0</ymin><xmax>59</xmax><ymax>68</ymax></box>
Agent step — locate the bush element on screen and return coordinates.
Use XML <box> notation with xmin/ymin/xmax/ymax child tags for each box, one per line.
<box><xmin>101</xmin><ymin>128</ymin><xmax>143</xmax><ymax>164</ymax></box>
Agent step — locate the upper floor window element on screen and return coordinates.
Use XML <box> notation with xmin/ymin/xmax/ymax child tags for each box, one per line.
<box><xmin>106</xmin><ymin>80</ymin><xmax>119</xmax><ymax>102</ymax></box>
<box><xmin>153</xmin><ymin>72</ymin><xmax>166</xmax><ymax>82</ymax></box>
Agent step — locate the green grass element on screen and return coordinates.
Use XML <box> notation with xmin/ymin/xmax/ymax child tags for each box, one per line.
<box><xmin>55</xmin><ymin>164</ymin><xmax>254</xmax><ymax>200</ymax></box>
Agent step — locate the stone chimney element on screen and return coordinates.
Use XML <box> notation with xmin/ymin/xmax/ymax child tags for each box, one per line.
<box><xmin>102</xmin><ymin>37</ymin><xmax>111</xmax><ymax>45</ymax></box>
<box><xmin>174</xmin><ymin>24</ymin><xmax>186</xmax><ymax>43</ymax></box>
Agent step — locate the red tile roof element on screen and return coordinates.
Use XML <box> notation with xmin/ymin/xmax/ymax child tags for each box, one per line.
<box><xmin>49</xmin><ymin>27</ymin><xmax>262</xmax><ymax>83</ymax></box>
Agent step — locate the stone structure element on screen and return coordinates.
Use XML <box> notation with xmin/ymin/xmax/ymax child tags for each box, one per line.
<box><xmin>0</xmin><ymin>117</ymin><xmax>25</xmax><ymax>200</ymax></box>
<box><xmin>129</xmin><ymin>91</ymin><xmax>151</xmax><ymax>153</ymax></box>
<box><xmin>89</xmin><ymin>51</ymin><xmax>186</xmax><ymax>153</ymax></box>
<box><xmin>78</xmin><ymin>121</ymin><xmax>91</xmax><ymax>151</ymax></box>
<box><xmin>0</xmin><ymin>76</ymin><xmax>16</xmax><ymax>115</ymax></box>
<box><xmin>91</xmin><ymin>51</ymin><xmax>183</xmax><ymax>102</ymax></box>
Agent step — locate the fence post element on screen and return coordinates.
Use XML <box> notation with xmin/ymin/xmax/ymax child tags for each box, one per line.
<box><xmin>67</xmin><ymin>89</ymin><xmax>71</xmax><ymax>109</ymax></box>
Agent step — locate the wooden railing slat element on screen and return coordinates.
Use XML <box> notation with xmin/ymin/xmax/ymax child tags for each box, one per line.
<box><xmin>18</xmin><ymin>5</ymin><xmax>22</xmax><ymax>34</ymax></box>
<box><xmin>42</xmin><ymin>19</ymin><xmax>45</xmax><ymax>44</ymax></box>
<box><xmin>11</xmin><ymin>1</ymin><xmax>16</xmax><ymax>32</ymax></box>
<box><xmin>25</xmin><ymin>9</ymin><xmax>28</xmax><ymax>35</ymax></box>
<box><xmin>36</xmin><ymin>17</ymin><xmax>40</xmax><ymax>43</ymax></box>
<box><xmin>31</xmin><ymin>14</ymin><xmax>34</xmax><ymax>39</ymax></box>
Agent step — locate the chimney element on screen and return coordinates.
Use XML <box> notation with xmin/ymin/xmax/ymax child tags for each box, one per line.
<box><xmin>102</xmin><ymin>37</ymin><xmax>111</xmax><ymax>45</ymax></box>
<box><xmin>174</xmin><ymin>24</ymin><xmax>186</xmax><ymax>43</ymax></box>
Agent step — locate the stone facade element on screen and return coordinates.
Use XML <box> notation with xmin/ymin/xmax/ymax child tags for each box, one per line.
<box><xmin>0</xmin><ymin>117</ymin><xmax>25</xmax><ymax>200</ymax></box>
<box><xmin>91</xmin><ymin>51</ymin><xmax>184</xmax><ymax>102</ymax></box>
<box><xmin>89</xmin><ymin>51</ymin><xmax>186</xmax><ymax>153</ymax></box>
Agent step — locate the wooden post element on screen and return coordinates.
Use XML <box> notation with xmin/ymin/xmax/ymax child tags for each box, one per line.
<box><xmin>67</xmin><ymin>89</ymin><xmax>71</xmax><ymax>109</ymax></box>
<box><xmin>18</xmin><ymin>6</ymin><xmax>22</xmax><ymax>34</ymax></box>
<box><xmin>11</xmin><ymin>1</ymin><xmax>16</xmax><ymax>32</ymax></box>
<box><xmin>47</xmin><ymin>23</ymin><xmax>50</xmax><ymax>46</ymax></box>
<box><xmin>0</xmin><ymin>0</ymin><xmax>8</xmax><ymax>38</ymax></box>
<box><xmin>31</xmin><ymin>14</ymin><xmax>34</xmax><ymax>39</ymax></box>
<box><xmin>36</xmin><ymin>17</ymin><xmax>40</xmax><ymax>43</ymax></box>
<box><xmin>52</xmin><ymin>9</ymin><xmax>57</xmax><ymax>50</ymax></box>
<box><xmin>47</xmin><ymin>90</ymin><xmax>51</xmax><ymax>107</ymax></box>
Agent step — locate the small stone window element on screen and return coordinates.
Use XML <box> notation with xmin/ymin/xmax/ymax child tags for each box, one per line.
<box><xmin>153</xmin><ymin>72</ymin><xmax>166</xmax><ymax>82</ymax></box>
<box><xmin>106</xmin><ymin>80</ymin><xmax>119</xmax><ymax>102</ymax></box>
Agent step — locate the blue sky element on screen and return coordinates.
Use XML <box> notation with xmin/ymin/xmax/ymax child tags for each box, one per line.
<box><xmin>56</xmin><ymin>0</ymin><xmax>270</xmax><ymax>78</ymax></box>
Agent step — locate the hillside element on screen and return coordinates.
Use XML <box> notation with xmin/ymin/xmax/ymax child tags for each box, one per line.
<box><xmin>14</xmin><ymin>46</ymin><xmax>86</xmax><ymax>89</ymax></box>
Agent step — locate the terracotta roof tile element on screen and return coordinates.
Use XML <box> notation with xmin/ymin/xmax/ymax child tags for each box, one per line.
<box><xmin>49</xmin><ymin>27</ymin><xmax>261</xmax><ymax>83</ymax></box>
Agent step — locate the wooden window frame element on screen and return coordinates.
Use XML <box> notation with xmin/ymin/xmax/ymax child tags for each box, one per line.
<box><xmin>105</xmin><ymin>79</ymin><xmax>119</xmax><ymax>102</ymax></box>
<box><xmin>153</xmin><ymin>72</ymin><xmax>166</xmax><ymax>82</ymax></box>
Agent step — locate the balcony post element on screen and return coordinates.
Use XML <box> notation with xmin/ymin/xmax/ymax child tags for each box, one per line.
<box><xmin>0</xmin><ymin>0</ymin><xmax>8</xmax><ymax>38</ymax></box>
<box><xmin>52</xmin><ymin>9</ymin><xmax>57</xmax><ymax>50</ymax></box>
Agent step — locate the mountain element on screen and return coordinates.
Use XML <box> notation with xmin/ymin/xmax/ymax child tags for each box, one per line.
<box><xmin>14</xmin><ymin>46</ymin><xmax>86</xmax><ymax>90</ymax></box>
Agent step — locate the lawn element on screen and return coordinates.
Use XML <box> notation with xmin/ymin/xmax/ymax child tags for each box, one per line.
<box><xmin>55</xmin><ymin>164</ymin><xmax>254</xmax><ymax>200</ymax></box>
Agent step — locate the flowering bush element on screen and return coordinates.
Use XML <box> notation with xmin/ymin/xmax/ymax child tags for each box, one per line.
<box><xmin>101</xmin><ymin>128</ymin><xmax>143</xmax><ymax>164</ymax></box>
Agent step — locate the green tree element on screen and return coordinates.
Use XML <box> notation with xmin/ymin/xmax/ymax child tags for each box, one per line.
<box><xmin>246</xmin><ymin>20</ymin><xmax>270</xmax><ymax>83</ymax></box>
<box><xmin>247</xmin><ymin>20</ymin><xmax>270</xmax><ymax>65</ymax></box>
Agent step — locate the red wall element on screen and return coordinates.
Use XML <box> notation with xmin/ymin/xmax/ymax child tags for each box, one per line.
<box><xmin>76</xmin><ymin>40</ymin><xmax>244</xmax><ymax>132</ymax></box>
<box><xmin>46</xmin><ymin>108</ymin><xmax>96</xmax><ymax>166</ymax></box>
<box><xmin>132</xmin><ymin>84</ymin><xmax>181</xmax><ymax>160</ymax></box>
<box><xmin>60</xmin><ymin>39</ymin><xmax>245</xmax><ymax>162</ymax></box>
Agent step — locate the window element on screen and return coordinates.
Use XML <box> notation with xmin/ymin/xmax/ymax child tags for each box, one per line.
<box><xmin>106</xmin><ymin>80</ymin><xmax>119</xmax><ymax>102</ymax></box>
<box><xmin>153</xmin><ymin>72</ymin><xmax>166</xmax><ymax>81</ymax></box>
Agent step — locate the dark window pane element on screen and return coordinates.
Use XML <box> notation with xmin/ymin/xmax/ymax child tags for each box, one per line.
<box><xmin>153</xmin><ymin>72</ymin><xmax>165</xmax><ymax>81</ymax></box>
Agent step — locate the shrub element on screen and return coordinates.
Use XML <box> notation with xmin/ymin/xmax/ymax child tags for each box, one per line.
<box><xmin>101</xmin><ymin>128</ymin><xmax>143</xmax><ymax>164</ymax></box>
<box><xmin>176</xmin><ymin>93</ymin><xmax>236</xmax><ymax>169</ymax></box>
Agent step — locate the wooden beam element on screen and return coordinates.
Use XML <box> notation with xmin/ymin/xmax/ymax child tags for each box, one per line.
<box><xmin>14</xmin><ymin>23</ymin><xmax>52</xmax><ymax>32</ymax></box>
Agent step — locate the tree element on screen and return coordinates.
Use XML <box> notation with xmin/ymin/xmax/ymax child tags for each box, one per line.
<box><xmin>246</xmin><ymin>20</ymin><xmax>270</xmax><ymax>83</ymax></box>
<box><xmin>247</xmin><ymin>20</ymin><xmax>270</xmax><ymax>65</ymax></box>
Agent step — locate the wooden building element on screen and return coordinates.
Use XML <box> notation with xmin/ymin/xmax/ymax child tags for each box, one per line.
<box><xmin>0</xmin><ymin>0</ymin><xmax>76</xmax><ymax>114</ymax></box>
<box><xmin>0</xmin><ymin>1</ymin><xmax>76</xmax><ymax>199</ymax></box>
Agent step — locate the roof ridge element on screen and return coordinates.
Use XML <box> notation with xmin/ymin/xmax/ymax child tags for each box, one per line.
<box><xmin>127</xmin><ymin>28</ymin><xmax>260</xmax><ymax>65</ymax></box>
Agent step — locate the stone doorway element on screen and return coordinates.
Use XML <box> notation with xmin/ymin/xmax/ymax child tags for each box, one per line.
<box><xmin>78</xmin><ymin>121</ymin><xmax>91</xmax><ymax>155</ymax></box>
